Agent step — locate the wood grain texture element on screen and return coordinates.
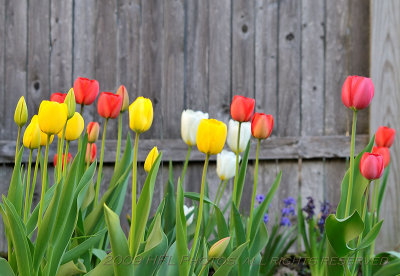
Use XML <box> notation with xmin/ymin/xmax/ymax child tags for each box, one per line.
<box><xmin>0</xmin><ymin>0</ymin><xmax>5</xmax><ymax>133</ymax></box>
<box><xmin>370</xmin><ymin>0</ymin><xmax>400</xmax><ymax>251</ymax></box>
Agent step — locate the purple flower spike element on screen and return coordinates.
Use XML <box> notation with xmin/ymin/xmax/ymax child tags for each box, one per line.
<box><xmin>283</xmin><ymin>197</ymin><xmax>296</xmax><ymax>207</ymax></box>
<box><xmin>280</xmin><ymin>216</ymin><xmax>291</xmax><ymax>227</ymax></box>
<box><xmin>263</xmin><ymin>213</ymin><xmax>269</xmax><ymax>224</ymax></box>
<box><xmin>256</xmin><ymin>194</ymin><xmax>266</xmax><ymax>204</ymax></box>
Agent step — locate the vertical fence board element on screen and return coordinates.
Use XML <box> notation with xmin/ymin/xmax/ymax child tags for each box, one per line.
<box><xmin>324</xmin><ymin>159</ymin><xmax>346</xmax><ymax>208</ymax></box>
<box><xmin>0</xmin><ymin>0</ymin><xmax>5</xmax><ymax>132</ymax></box>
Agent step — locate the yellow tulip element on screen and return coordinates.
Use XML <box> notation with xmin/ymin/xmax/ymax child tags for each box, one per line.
<box><xmin>196</xmin><ymin>119</ymin><xmax>227</xmax><ymax>155</ymax></box>
<box><xmin>38</xmin><ymin>101</ymin><xmax>68</xmax><ymax>135</ymax></box>
<box><xmin>144</xmin><ymin>146</ymin><xmax>159</xmax><ymax>172</ymax></box>
<box><xmin>208</xmin><ymin>237</ymin><xmax>230</xmax><ymax>259</ymax></box>
<box><xmin>23</xmin><ymin>117</ymin><xmax>41</xmax><ymax>149</ymax></box>
<box><xmin>14</xmin><ymin>96</ymin><xmax>28</xmax><ymax>127</ymax></box>
<box><xmin>129</xmin><ymin>97</ymin><xmax>153</xmax><ymax>133</ymax></box>
<box><xmin>57</xmin><ymin>112</ymin><xmax>84</xmax><ymax>141</ymax></box>
<box><xmin>29</xmin><ymin>115</ymin><xmax>54</xmax><ymax>146</ymax></box>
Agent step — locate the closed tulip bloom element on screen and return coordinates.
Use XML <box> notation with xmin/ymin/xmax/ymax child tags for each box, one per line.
<box><xmin>58</xmin><ymin>112</ymin><xmax>84</xmax><ymax>141</ymax></box>
<box><xmin>217</xmin><ymin>150</ymin><xmax>238</xmax><ymax>181</ymax></box>
<box><xmin>64</xmin><ymin>88</ymin><xmax>76</xmax><ymax>119</ymax></box>
<box><xmin>87</xmin><ymin>122</ymin><xmax>100</xmax><ymax>143</ymax></box>
<box><xmin>129</xmin><ymin>97</ymin><xmax>153</xmax><ymax>133</ymax></box>
<box><xmin>227</xmin><ymin>120</ymin><xmax>251</xmax><ymax>153</ymax></box>
<box><xmin>359</xmin><ymin>152</ymin><xmax>384</xmax><ymax>180</ymax></box>
<box><xmin>86</xmin><ymin>143</ymin><xmax>97</xmax><ymax>163</ymax></box>
<box><xmin>230</xmin><ymin>95</ymin><xmax>255</xmax><ymax>122</ymax></box>
<box><xmin>53</xmin><ymin>153</ymin><xmax>72</xmax><ymax>169</ymax></box>
<box><xmin>251</xmin><ymin>113</ymin><xmax>274</xmax><ymax>139</ymax></box>
<box><xmin>372</xmin><ymin>146</ymin><xmax>390</xmax><ymax>168</ymax></box>
<box><xmin>341</xmin><ymin>76</ymin><xmax>374</xmax><ymax>110</ymax></box>
<box><xmin>97</xmin><ymin>92</ymin><xmax>123</xmax><ymax>119</ymax></box>
<box><xmin>29</xmin><ymin>115</ymin><xmax>54</xmax><ymax>146</ymax></box>
<box><xmin>208</xmin><ymin>237</ymin><xmax>230</xmax><ymax>259</ymax></box>
<box><xmin>196</xmin><ymin>119</ymin><xmax>227</xmax><ymax>155</ymax></box>
<box><xmin>38</xmin><ymin>101</ymin><xmax>68</xmax><ymax>135</ymax></box>
<box><xmin>50</xmin><ymin>92</ymin><xmax>67</xmax><ymax>103</ymax></box>
<box><xmin>183</xmin><ymin>205</ymin><xmax>195</xmax><ymax>226</ymax></box>
<box><xmin>116</xmin><ymin>85</ymin><xmax>129</xmax><ymax>112</ymax></box>
<box><xmin>144</xmin><ymin>146</ymin><xmax>159</xmax><ymax>172</ymax></box>
<box><xmin>375</xmin><ymin>126</ymin><xmax>396</xmax><ymax>148</ymax></box>
<box><xmin>14</xmin><ymin>96</ymin><xmax>28</xmax><ymax>127</ymax></box>
<box><xmin>23</xmin><ymin>118</ymin><xmax>41</xmax><ymax>149</ymax></box>
<box><xmin>73</xmin><ymin>77</ymin><xmax>99</xmax><ymax>105</ymax></box>
<box><xmin>181</xmin><ymin>109</ymin><xmax>209</xmax><ymax>146</ymax></box>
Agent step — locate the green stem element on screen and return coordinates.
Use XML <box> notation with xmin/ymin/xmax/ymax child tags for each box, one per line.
<box><xmin>115</xmin><ymin>114</ymin><xmax>123</xmax><ymax>169</ymax></box>
<box><xmin>28</xmin><ymin>146</ymin><xmax>41</xmax><ymax>217</ymax></box>
<box><xmin>204</xmin><ymin>179</ymin><xmax>224</xmax><ymax>236</ymax></box>
<box><xmin>247</xmin><ymin>139</ymin><xmax>261</xmax><ymax>241</ymax></box>
<box><xmin>86</xmin><ymin>143</ymin><xmax>91</xmax><ymax>170</ymax></box>
<box><xmin>15</xmin><ymin>126</ymin><xmax>21</xmax><ymax>159</ymax></box>
<box><xmin>38</xmin><ymin>135</ymin><xmax>50</xmax><ymax>229</ymax></box>
<box><xmin>57</xmin><ymin>124</ymin><xmax>67</xmax><ymax>183</ymax></box>
<box><xmin>95</xmin><ymin>118</ymin><xmax>108</xmax><ymax>207</ymax></box>
<box><xmin>189</xmin><ymin>154</ymin><xmax>210</xmax><ymax>265</ymax></box>
<box><xmin>78</xmin><ymin>104</ymin><xmax>84</xmax><ymax>150</ymax></box>
<box><xmin>181</xmin><ymin>145</ymin><xmax>192</xmax><ymax>184</ymax></box>
<box><xmin>63</xmin><ymin>141</ymin><xmax>70</xmax><ymax>179</ymax></box>
<box><xmin>23</xmin><ymin>149</ymin><xmax>33</xmax><ymax>223</ymax></box>
<box><xmin>344</xmin><ymin>110</ymin><xmax>357</xmax><ymax>218</ymax></box>
<box><xmin>230</xmin><ymin>122</ymin><xmax>242</xmax><ymax>236</ymax></box>
<box><xmin>216</xmin><ymin>179</ymin><xmax>228</xmax><ymax>208</ymax></box>
<box><xmin>129</xmin><ymin>132</ymin><xmax>140</xmax><ymax>256</ymax></box>
<box><xmin>370</xmin><ymin>179</ymin><xmax>380</xmax><ymax>257</ymax></box>
<box><xmin>198</xmin><ymin>260</ymin><xmax>211</xmax><ymax>276</ymax></box>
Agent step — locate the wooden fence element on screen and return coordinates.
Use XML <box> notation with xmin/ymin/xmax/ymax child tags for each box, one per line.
<box><xmin>1</xmin><ymin>0</ymin><xmax>387</xmax><ymax>253</ymax></box>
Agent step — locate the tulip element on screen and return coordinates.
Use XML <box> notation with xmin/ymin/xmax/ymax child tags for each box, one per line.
<box><xmin>181</xmin><ymin>109</ymin><xmax>209</xmax><ymax>146</ymax></box>
<box><xmin>129</xmin><ymin>96</ymin><xmax>153</xmax><ymax>133</ymax></box>
<box><xmin>341</xmin><ymin>76</ymin><xmax>374</xmax><ymax>110</ymax></box>
<box><xmin>375</xmin><ymin>126</ymin><xmax>396</xmax><ymax>148</ymax></box>
<box><xmin>73</xmin><ymin>77</ymin><xmax>99</xmax><ymax>106</ymax></box>
<box><xmin>372</xmin><ymin>146</ymin><xmax>390</xmax><ymax>168</ymax></box>
<box><xmin>53</xmin><ymin>153</ymin><xmax>72</xmax><ymax>169</ymax></box>
<box><xmin>50</xmin><ymin>92</ymin><xmax>67</xmax><ymax>103</ymax></box>
<box><xmin>227</xmin><ymin>120</ymin><xmax>251</xmax><ymax>154</ymax></box>
<box><xmin>183</xmin><ymin>205</ymin><xmax>194</xmax><ymax>226</ymax></box>
<box><xmin>208</xmin><ymin>237</ymin><xmax>230</xmax><ymax>259</ymax></box>
<box><xmin>23</xmin><ymin>118</ymin><xmax>41</xmax><ymax>150</ymax></box>
<box><xmin>144</xmin><ymin>146</ymin><xmax>159</xmax><ymax>173</ymax></box>
<box><xmin>57</xmin><ymin>112</ymin><xmax>84</xmax><ymax>141</ymax></box>
<box><xmin>116</xmin><ymin>85</ymin><xmax>129</xmax><ymax>112</ymax></box>
<box><xmin>97</xmin><ymin>92</ymin><xmax>123</xmax><ymax>119</ymax></box>
<box><xmin>359</xmin><ymin>152</ymin><xmax>384</xmax><ymax>180</ymax></box>
<box><xmin>87</xmin><ymin>122</ymin><xmax>100</xmax><ymax>143</ymax></box>
<box><xmin>251</xmin><ymin>113</ymin><xmax>274</xmax><ymax>139</ymax></box>
<box><xmin>39</xmin><ymin>130</ymin><xmax>54</xmax><ymax>146</ymax></box>
<box><xmin>217</xmin><ymin>150</ymin><xmax>237</xmax><ymax>181</ymax></box>
<box><xmin>86</xmin><ymin>143</ymin><xmax>97</xmax><ymax>164</ymax></box>
<box><xmin>196</xmin><ymin>119</ymin><xmax>227</xmax><ymax>155</ymax></box>
<box><xmin>230</xmin><ymin>95</ymin><xmax>255</xmax><ymax>122</ymax></box>
<box><xmin>14</xmin><ymin>96</ymin><xmax>28</xmax><ymax>127</ymax></box>
<box><xmin>64</xmin><ymin>88</ymin><xmax>76</xmax><ymax>119</ymax></box>
<box><xmin>38</xmin><ymin>101</ymin><xmax>68</xmax><ymax>135</ymax></box>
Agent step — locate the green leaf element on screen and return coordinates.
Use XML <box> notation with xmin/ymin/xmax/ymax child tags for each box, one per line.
<box><xmin>175</xmin><ymin>179</ymin><xmax>189</xmax><ymax>276</ymax></box>
<box><xmin>104</xmin><ymin>204</ymin><xmax>134</xmax><ymax>276</ymax></box>
<box><xmin>163</xmin><ymin>161</ymin><xmax>176</xmax><ymax>238</ymax></box>
<box><xmin>249</xmin><ymin>222</ymin><xmax>268</xmax><ymax>259</ymax></box>
<box><xmin>213</xmin><ymin>242</ymin><xmax>249</xmax><ymax>276</ymax></box>
<box><xmin>377</xmin><ymin>166</ymin><xmax>389</xmax><ymax>215</ymax></box>
<box><xmin>56</xmin><ymin>261</ymin><xmax>86</xmax><ymax>276</ymax></box>
<box><xmin>157</xmin><ymin>242</ymin><xmax>179</xmax><ymax>276</ymax></box>
<box><xmin>184</xmin><ymin>192</ymin><xmax>215</xmax><ymax>206</ymax></box>
<box><xmin>215</xmin><ymin>206</ymin><xmax>229</xmax><ymax>240</ymax></box>
<box><xmin>0</xmin><ymin>257</ymin><xmax>15</xmax><ymax>276</ymax></box>
<box><xmin>297</xmin><ymin>195</ymin><xmax>311</xmax><ymax>255</ymax></box>
<box><xmin>325</xmin><ymin>211</ymin><xmax>364</xmax><ymax>257</ymax></box>
<box><xmin>7</xmin><ymin>146</ymin><xmax>24</xmax><ymax>216</ymax></box>
<box><xmin>357</xmin><ymin>220</ymin><xmax>383</xmax><ymax>250</ymax></box>
<box><xmin>92</xmin><ymin>249</ymin><xmax>108</xmax><ymax>261</ymax></box>
<box><xmin>76</xmin><ymin>161</ymin><xmax>97</xmax><ymax>209</ymax></box>
<box><xmin>232</xmin><ymin>202</ymin><xmax>246</xmax><ymax>245</ymax></box>
<box><xmin>84</xmin><ymin>253</ymin><xmax>114</xmax><ymax>276</ymax></box>
<box><xmin>372</xmin><ymin>251</ymin><xmax>400</xmax><ymax>275</ymax></box>
<box><xmin>373</xmin><ymin>259</ymin><xmax>400</xmax><ymax>276</ymax></box>
<box><xmin>235</xmin><ymin>141</ymin><xmax>250</xmax><ymax>206</ymax></box>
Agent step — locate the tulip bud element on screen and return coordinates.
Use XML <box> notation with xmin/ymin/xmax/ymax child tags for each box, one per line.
<box><xmin>208</xmin><ymin>237</ymin><xmax>230</xmax><ymax>259</ymax></box>
<box><xmin>183</xmin><ymin>205</ymin><xmax>194</xmax><ymax>226</ymax></box>
<box><xmin>217</xmin><ymin>150</ymin><xmax>238</xmax><ymax>181</ymax></box>
<box><xmin>359</xmin><ymin>152</ymin><xmax>384</xmax><ymax>180</ymax></box>
<box><xmin>87</xmin><ymin>122</ymin><xmax>100</xmax><ymax>143</ymax></box>
<box><xmin>230</xmin><ymin>95</ymin><xmax>255</xmax><ymax>122</ymax></box>
<box><xmin>97</xmin><ymin>92</ymin><xmax>123</xmax><ymax>119</ymax></box>
<box><xmin>23</xmin><ymin>117</ymin><xmax>41</xmax><ymax>149</ymax></box>
<box><xmin>116</xmin><ymin>85</ymin><xmax>129</xmax><ymax>112</ymax></box>
<box><xmin>181</xmin><ymin>109</ymin><xmax>209</xmax><ymax>146</ymax></box>
<box><xmin>53</xmin><ymin>153</ymin><xmax>72</xmax><ymax>169</ymax></box>
<box><xmin>30</xmin><ymin>115</ymin><xmax>54</xmax><ymax>146</ymax></box>
<box><xmin>64</xmin><ymin>88</ymin><xmax>76</xmax><ymax>119</ymax></box>
<box><xmin>251</xmin><ymin>113</ymin><xmax>274</xmax><ymax>139</ymax></box>
<box><xmin>341</xmin><ymin>76</ymin><xmax>374</xmax><ymax>110</ymax></box>
<box><xmin>14</xmin><ymin>96</ymin><xmax>28</xmax><ymax>127</ymax></box>
<box><xmin>144</xmin><ymin>146</ymin><xmax>159</xmax><ymax>172</ymax></box>
<box><xmin>50</xmin><ymin>92</ymin><xmax>67</xmax><ymax>103</ymax></box>
<box><xmin>129</xmin><ymin>97</ymin><xmax>153</xmax><ymax>133</ymax></box>
<box><xmin>57</xmin><ymin>112</ymin><xmax>84</xmax><ymax>141</ymax></box>
<box><xmin>227</xmin><ymin>120</ymin><xmax>251</xmax><ymax>154</ymax></box>
<box><xmin>38</xmin><ymin>101</ymin><xmax>68</xmax><ymax>135</ymax></box>
<box><xmin>196</xmin><ymin>119</ymin><xmax>227</xmax><ymax>155</ymax></box>
<box><xmin>372</xmin><ymin>146</ymin><xmax>390</xmax><ymax>168</ymax></box>
<box><xmin>375</xmin><ymin>126</ymin><xmax>396</xmax><ymax>148</ymax></box>
<box><xmin>86</xmin><ymin>143</ymin><xmax>97</xmax><ymax>163</ymax></box>
<box><xmin>73</xmin><ymin>77</ymin><xmax>99</xmax><ymax>105</ymax></box>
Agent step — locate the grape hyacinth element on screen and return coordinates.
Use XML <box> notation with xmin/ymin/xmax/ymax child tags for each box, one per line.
<box><xmin>302</xmin><ymin>196</ymin><xmax>315</xmax><ymax>221</ymax></box>
<box><xmin>263</xmin><ymin>213</ymin><xmax>269</xmax><ymax>224</ymax></box>
<box><xmin>280</xmin><ymin>197</ymin><xmax>296</xmax><ymax>227</ymax></box>
<box><xmin>256</xmin><ymin>194</ymin><xmax>265</xmax><ymax>204</ymax></box>
<box><xmin>318</xmin><ymin>200</ymin><xmax>332</xmax><ymax>233</ymax></box>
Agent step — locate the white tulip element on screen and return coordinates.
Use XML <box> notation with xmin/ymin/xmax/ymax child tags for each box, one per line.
<box><xmin>183</xmin><ymin>205</ymin><xmax>195</xmax><ymax>226</ymax></box>
<box><xmin>217</xmin><ymin>150</ymin><xmax>239</xmax><ymax>181</ymax></box>
<box><xmin>181</xmin><ymin>109</ymin><xmax>209</xmax><ymax>146</ymax></box>
<box><xmin>227</xmin><ymin>119</ymin><xmax>251</xmax><ymax>153</ymax></box>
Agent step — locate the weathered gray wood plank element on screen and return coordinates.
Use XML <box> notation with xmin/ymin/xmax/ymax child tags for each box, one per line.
<box><xmin>370</xmin><ymin>0</ymin><xmax>400</xmax><ymax>252</ymax></box>
<box><xmin>0</xmin><ymin>0</ymin><xmax>5</xmax><ymax>135</ymax></box>
<box><xmin>324</xmin><ymin>159</ymin><xmax>346</xmax><ymax>209</ymax></box>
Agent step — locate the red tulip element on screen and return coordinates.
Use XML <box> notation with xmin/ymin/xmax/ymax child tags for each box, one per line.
<box><xmin>372</xmin><ymin>146</ymin><xmax>390</xmax><ymax>168</ymax></box>
<box><xmin>50</xmin><ymin>93</ymin><xmax>67</xmax><ymax>103</ymax></box>
<box><xmin>341</xmin><ymin>76</ymin><xmax>374</xmax><ymax>110</ymax></box>
<box><xmin>230</xmin><ymin>95</ymin><xmax>255</xmax><ymax>122</ymax></box>
<box><xmin>86</xmin><ymin>143</ymin><xmax>97</xmax><ymax>163</ymax></box>
<box><xmin>73</xmin><ymin>77</ymin><xmax>99</xmax><ymax>105</ymax></box>
<box><xmin>53</xmin><ymin>153</ymin><xmax>72</xmax><ymax>169</ymax></box>
<box><xmin>97</xmin><ymin>92</ymin><xmax>123</xmax><ymax>119</ymax></box>
<box><xmin>359</xmin><ymin>152</ymin><xmax>384</xmax><ymax>180</ymax></box>
<box><xmin>375</xmin><ymin>126</ymin><xmax>396</xmax><ymax>148</ymax></box>
<box><xmin>87</xmin><ymin>122</ymin><xmax>100</xmax><ymax>143</ymax></box>
<box><xmin>251</xmin><ymin>113</ymin><xmax>273</xmax><ymax>139</ymax></box>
